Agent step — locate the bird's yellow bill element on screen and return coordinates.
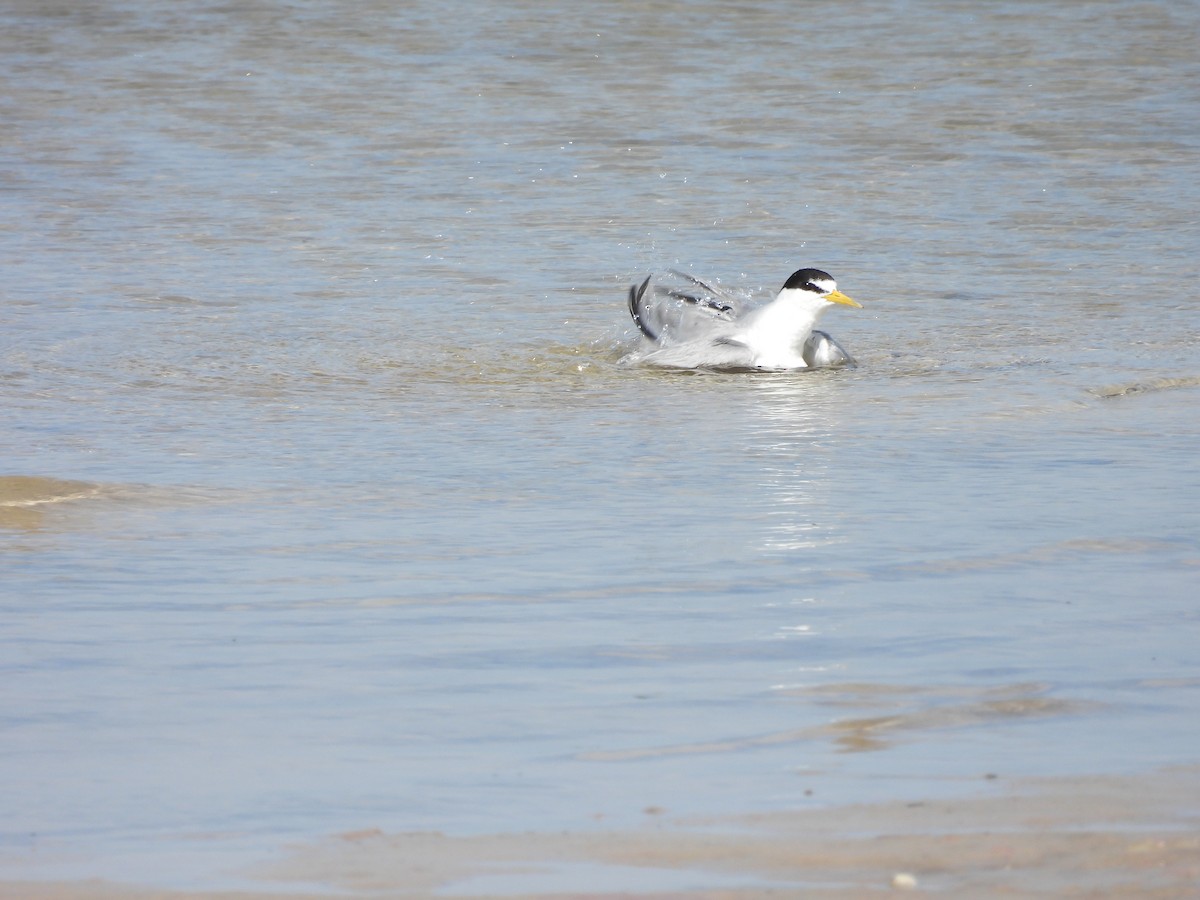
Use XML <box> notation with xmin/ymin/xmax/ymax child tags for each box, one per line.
<box><xmin>824</xmin><ymin>290</ymin><xmax>862</xmax><ymax>308</ymax></box>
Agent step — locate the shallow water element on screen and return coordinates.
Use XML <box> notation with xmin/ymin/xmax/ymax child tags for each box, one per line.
<box><xmin>2</xmin><ymin>0</ymin><xmax>1199</xmax><ymax>889</ymax></box>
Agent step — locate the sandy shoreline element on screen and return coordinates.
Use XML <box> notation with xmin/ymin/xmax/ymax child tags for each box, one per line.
<box><xmin>4</xmin><ymin>766</ymin><xmax>1198</xmax><ymax>899</ymax></box>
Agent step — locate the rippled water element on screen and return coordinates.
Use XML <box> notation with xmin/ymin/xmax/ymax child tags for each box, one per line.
<box><xmin>2</xmin><ymin>0</ymin><xmax>1199</xmax><ymax>889</ymax></box>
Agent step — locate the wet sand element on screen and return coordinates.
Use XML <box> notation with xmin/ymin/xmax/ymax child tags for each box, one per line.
<box><xmin>0</xmin><ymin>476</ymin><xmax>104</xmax><ymax>531</ymax></box>
<box><xmin>5</xmin><ymin>766</ymin><xmax>1198</xmax><ymax>899</ymax></box>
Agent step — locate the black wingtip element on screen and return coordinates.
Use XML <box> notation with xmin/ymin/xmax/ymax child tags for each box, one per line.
<box><xmin>628</xmin><ymin>275</ymin><xmax>657</xmax><ymax>340</ymax></box>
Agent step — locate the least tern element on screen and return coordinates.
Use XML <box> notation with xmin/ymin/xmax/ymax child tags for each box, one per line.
<box><xmin>627</xmin><ymin>267</ymin><xmax>862</xmax><ymax>370</ymax></box>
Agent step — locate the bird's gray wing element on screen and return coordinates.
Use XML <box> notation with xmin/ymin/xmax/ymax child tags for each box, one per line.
<box><xmin>666</xmin><ymin>269</ymin><xmax>744</xmax><ymax>307</ymax></box>
<box><xmin>628</xmin><ymin>276</ymin><xmax>657</xmax><ymax>338</ymax></box>
<box><xmin>802</xmin><ymin>329</ymin><xmax>855</xmax><ymax>368</ymax></box>
<box><xmin>628</xmin><ymin>271</ymin><xmax>743</xmax><ymax>344</ymax></box>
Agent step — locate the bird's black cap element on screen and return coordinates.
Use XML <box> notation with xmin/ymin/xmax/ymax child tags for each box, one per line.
<box><xmin>782</xmin><ymin>268</ymin><xmax>835</xmax><ymax>292</ymax></box>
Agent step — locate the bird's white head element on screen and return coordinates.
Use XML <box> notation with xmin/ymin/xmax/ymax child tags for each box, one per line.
<box><xmin>780</xmin><ymin>268</ymin><xmax>862</xmax><ymax>309</ymax></box>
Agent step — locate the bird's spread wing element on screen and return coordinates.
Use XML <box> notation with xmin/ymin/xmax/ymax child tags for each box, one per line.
<box><xmin>666</xmin><ymin>269</ymin><xmax>743</xmax><ymax>307</ymax></box>
<box><xmin>628</xmin><ymin>271</ymin><xmax>745</xmax><ymax>344</ymax></box>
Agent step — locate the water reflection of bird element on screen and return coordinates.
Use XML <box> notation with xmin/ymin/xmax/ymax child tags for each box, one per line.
<box><xmin>626</xmin><ymin>268</ymin><xmax>862</xmax><ymax>371</ymax></box>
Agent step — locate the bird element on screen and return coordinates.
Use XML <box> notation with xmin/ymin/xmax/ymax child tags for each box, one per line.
<box><xmin>626</xmin><ymin>267</ymin><xmax>862</xmax><ymax>370</ymax></box>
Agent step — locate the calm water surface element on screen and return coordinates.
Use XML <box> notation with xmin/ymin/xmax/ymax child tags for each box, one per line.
<box><xmin>2</xmin><ymin>0</ymin><xmax>1199</xmax><ymax>888</ymax></box>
